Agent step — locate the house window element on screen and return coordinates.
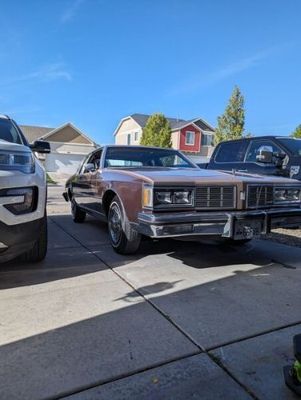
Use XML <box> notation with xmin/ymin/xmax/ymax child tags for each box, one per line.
<box><xmin>127</xmin><ymin>133</ymin><xmax>131</xmax><ymax>145</ymax></box>
<box><xmin>134</xmin><ymin>131</ymin><xmax>139</xmax><ymax>142</ymax></box>
<box><xmin>185</xmin><ymin>131</ymin><xmax>195</xmax><ymax>145</ymax></box>
<box><xmin>201</xmin><ymin>133</ymin><xmax>214</xmax><ymax>146</ymax></box>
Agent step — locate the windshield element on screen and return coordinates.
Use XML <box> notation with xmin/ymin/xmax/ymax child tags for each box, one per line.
<box><xmin>104</xmin><ymin>147</ymin><xmax>196</xmax><ymax>169</ymax></box>
<box><xmin>278</xmin><ymin>138</ymin><xmax>301</xmax><ymax>156</ymax></box>
<box><xmin>0</xmin><ymin>118</ymin><xmax>23</xmax><ymax>144</ymax></box>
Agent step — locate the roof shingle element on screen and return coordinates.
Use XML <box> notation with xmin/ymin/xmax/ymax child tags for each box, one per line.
<box><xmin>130</xmin><ymin>113</ymin><xmax>214</xmax><ymax>131</ymax></box>
<box><xmin>19</xmin><ymin>125</ymin><xmax>54</xmax><ymax>143</ymax></box>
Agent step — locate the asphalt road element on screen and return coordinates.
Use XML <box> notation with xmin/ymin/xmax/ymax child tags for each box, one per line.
<box><xmin>0</xmin><ymin>185</ymin><xmax>300</xmax><ymax>400</ymax></box>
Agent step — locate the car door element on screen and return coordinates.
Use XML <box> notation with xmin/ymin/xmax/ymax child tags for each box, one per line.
<box><xmin>244</xmin><ymin>139</ymin><xmax>288</xmax><ymax>177</ymax></box>
<box><xmin>73</xmin><ymin>151</ymin><xmax>99</xmax><ymax>208</ymax></box>
<box><xmin>87</xmin><ymin>148</ymin><xmax>104</xmax><ymax>215</ymax></box>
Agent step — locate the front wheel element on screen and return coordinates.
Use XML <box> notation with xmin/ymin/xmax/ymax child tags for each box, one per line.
<box><xmin>71</xmin><ymin>200</ymin><xmax>86</xmax><ymax>223</ymax></box>
<box><xmin>108</xmin><ymin>196</ymin><xmax>141</xmax><ymax>254</ymax></box>
<box><xmin>22</xmin><ymin>215</ymin><xmax>48</xmax><ymax>262</ymax></box>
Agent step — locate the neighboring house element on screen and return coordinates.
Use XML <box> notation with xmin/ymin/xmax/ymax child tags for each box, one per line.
<box><xmin>113</xmin><ymin>113</ymin><xmax>215</xmax><ymax>162</ymax></box>
<box><xmin>20</xmin><ymin>122</ymin><xmax>98</xmax><ymax>178</ymax></box>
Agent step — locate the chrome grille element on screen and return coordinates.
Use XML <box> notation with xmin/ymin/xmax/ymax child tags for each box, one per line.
<box><xmin>247</xmin><ymin>185</ymin><xmax>274</xmax><ymax>208</ymax></box>
<box><xmin>195</xmin><ymin>186</ymin><xmax>235</xmax><ymax>209</ymax></box>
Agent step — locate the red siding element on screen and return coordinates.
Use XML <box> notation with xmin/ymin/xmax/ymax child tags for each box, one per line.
<box><xmin>179</xmin><ymin>124</ymin><xmax>201</xmax><ymax>152</ymax></box>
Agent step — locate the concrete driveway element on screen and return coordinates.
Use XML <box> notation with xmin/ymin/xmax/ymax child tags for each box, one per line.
<box><xmin>0</xmin><ymin>185</ymin><xmax>300</xmax><ymax>400</ymax></box>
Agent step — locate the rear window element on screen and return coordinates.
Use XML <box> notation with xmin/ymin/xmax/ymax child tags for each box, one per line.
<box><xmin>0</xmin><ymin>118</ymin><xmax>23</xmax><ymax>144</ymax></box>
<box><xmin>215</xmin><ymin>141</ymin><xmax>248</xmax><ymax>162</ymax></box>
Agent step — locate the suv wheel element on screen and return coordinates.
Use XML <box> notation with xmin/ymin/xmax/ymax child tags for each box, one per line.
<box><xmin>108</xmin><ymin>196</ymin><xmax>141</xmax><ymax>254</ymax></box>
<box><xmin>22</xmin><ymin>215</ymin><xmax>48</xmax><ymax>262</ymax></box>
<box><xmin>71</xmin><ymin>200</ymin><xmax>86</xmax><ymax>223</ymax></box>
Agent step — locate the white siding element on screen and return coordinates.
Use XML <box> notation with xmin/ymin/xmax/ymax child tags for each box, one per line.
<box><xmin>115</xmin><ymin>128</ymin><xmax>143</xmax><ymax>145</ymax></box>
<box><xmin>115</xmin><ymin>117</ymin><xmax>142</xmax><ymax>145</ymax></box>
<box><xmin>171</xmin><ymin>130</ymin><xmax>180</xmax><ymax>149</ymax></box>
<box><xmin>49</xmin><ymin>141</ymin><xmax>96</xmax><ymax>155</ymax></box>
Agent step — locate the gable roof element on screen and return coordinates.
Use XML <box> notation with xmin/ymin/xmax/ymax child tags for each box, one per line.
<box><xmin>20</xmin><ymin>125</ymin><xmax>54</xmax><ymax>143</ymax></box>
<box><xmin>193</xmin><ymin>119</ymin><xmax>215</xmax><ymax>132</ymax></box>
<box><xmin>171</xmin><ymin>118</ymin><xmax>200</xmax><ymax>130</ymax></box>
<box><xmin>39</xmin><ymin>122</ymin><xmax>96</xmax><ymax>145</ymax></box>
<box><xmin>20</xmin><ymin>122</ymin><xmax>97</xmax><ymax>146</ymax></box>
<box><xmin>116</xmin><ymin>113</ymin><xmax>215</xmax><ymax>134</ymax></box>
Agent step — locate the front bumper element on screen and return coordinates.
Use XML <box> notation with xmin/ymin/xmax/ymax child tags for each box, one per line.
<box><xmin>0</xmin><ymin>168</ymin><xmax>46</xmax><ymax>225</ymax></box>
<box><xmin>137</xmin><ymin>208</ymin><xmax>301</xmax><ymax>239</ymax></box>
<box><xmin>0</xmin><ymin>217</ymin><xmax>45</xmax><ymax>262</ymax></box>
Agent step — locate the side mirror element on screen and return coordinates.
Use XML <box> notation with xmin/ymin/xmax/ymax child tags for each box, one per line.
<box><xmin>30</xmin><ymin>140</ymin><xmax>51</xmax><ymax>154</ymax></box>
<box><xmin>256</xmin><ymin>146</ymin><xmax>273</xmax><ymax>163</ymax></box>
<box><xmin>84</xmin><ymin>163</ymin><xmax>95</xmax><ymax>173</ymax></box>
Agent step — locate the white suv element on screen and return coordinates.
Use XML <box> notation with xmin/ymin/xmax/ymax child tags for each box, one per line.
<box><xmin>0</xmin><ymin>114</ymin><xmax>50</xmax><ymax>263</ymax></box>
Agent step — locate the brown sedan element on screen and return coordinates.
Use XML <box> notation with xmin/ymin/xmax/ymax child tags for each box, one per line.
<box><xmin>64</xmin><ymin>145</ymin><xmax>301</xmax><ymax>254</ymax></box>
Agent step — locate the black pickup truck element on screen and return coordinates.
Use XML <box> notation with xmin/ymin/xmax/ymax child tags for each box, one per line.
<box><xmin>198</xmin><ymin>136</ymin><xmax>301</xmax><ymax>180</ymax></box>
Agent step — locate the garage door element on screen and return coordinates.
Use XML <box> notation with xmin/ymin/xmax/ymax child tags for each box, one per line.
<box><xmin>45</xmin><ymin>153</ymin><xmax>85</xmax><ymax>175</ymax></box>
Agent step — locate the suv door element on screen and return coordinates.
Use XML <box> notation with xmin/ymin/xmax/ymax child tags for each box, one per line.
<box><xmin>212</xmin><ymin>140</ymin><xmax>249</xmax><ymax>171</ymax></box>
<box><xmin>244</xmin><ymin>139</ymin><xmax>288</xmax><ymax>177</ymax></box>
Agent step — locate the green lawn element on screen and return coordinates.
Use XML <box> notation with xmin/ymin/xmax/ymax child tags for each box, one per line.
<box><xmin>46</xmin><ymin>173</ymin><xmax>56</xmax><ymax>185</ymax></box>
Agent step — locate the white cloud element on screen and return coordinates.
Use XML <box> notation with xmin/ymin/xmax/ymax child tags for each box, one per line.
<box><xmin>60</xmin><ymin>0</ymin><xmax>85</xmax><ymax>23</ymax></box>
<box><xmin>0</xmin><ymin>63</ymin><xmax>72</xmax><ymax>88</ymax></box>
<box><xmin>27</xmin><ymin>63</ymin><xmax>72</xmax><ymax>82</ymax></box>
<box><xmin>169</xmin><ymin>43</ymin><xmax>294</xmax><ymax>96</ymax></box>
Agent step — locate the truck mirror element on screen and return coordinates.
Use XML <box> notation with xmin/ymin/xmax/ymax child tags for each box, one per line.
<box><xmin>30</xmin><ymin>140</ymin><xmax>51</xmax><ymax>154</ymax></box>
<box><xmin>256</xmin><ymin>146</ymin><xmax>273</xmax><ymax>163</ymax></box>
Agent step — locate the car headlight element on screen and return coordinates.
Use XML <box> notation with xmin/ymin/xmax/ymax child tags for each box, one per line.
<box><xmin>142</xmin><ymin>185</ymin><xmax>194</xmax><ymax>208</ymax></box>
<box><xmin>274</xmin><ymin>188</ymin><xmax>301</xmax><ymax>203</ymax></box>
<box><xmin>0</xmin><ymin>150</ymin><xmax>35</xmax><ymax>174</ymax></box>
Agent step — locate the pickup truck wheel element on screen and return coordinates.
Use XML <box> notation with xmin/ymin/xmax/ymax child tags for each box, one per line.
<box><xmin>71</xmin><ymin>200</ymin><xmax>86</xmax><ymax>223</ymax></box>
<box><xmin>22</xmin><ymin>215</ymin><xmax>48</xmax><ymax>262</ymax></box>
<box><xmin>108</xmin><ymin>196</ymin><xmax>141</xmax><ymax>254</ymax></box>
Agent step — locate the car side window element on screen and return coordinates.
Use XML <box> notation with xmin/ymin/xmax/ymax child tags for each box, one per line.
<box><xmin>246</xmin><ymin>141</ymin><xmax>284</xmax><ymax>162</ymax></box>
<box><xmin>81</xmin><ymin>149</ymin><xmax>102</xmax><ymax>173</ymax></box>
<box><xmin>215</xmin><ymin>141</ymin><xmax>248</xmax><ymax>162</ymax></box>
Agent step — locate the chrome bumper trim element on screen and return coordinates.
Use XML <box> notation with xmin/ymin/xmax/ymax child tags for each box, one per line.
<box><xmin>137</xmin><ymin>208</ymin><xmax>301</xmax><ymax>239</ymax></box>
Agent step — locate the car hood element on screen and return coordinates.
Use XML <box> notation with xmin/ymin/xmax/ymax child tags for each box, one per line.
<box><xmin>0</xmin><ymin>139</ymin><xmax>31</xmax><ymax>153</ymax></box>
<box><xmin>124</xmin><ymin>167</ymin><xmax>300</xmax><ymax>185</ymax></box>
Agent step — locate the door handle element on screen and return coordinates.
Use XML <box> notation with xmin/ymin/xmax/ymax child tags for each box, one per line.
<box><xmin>238</xmin><ymin>169</ymin><xmax>248</xmax><ymax>172</ymax></box>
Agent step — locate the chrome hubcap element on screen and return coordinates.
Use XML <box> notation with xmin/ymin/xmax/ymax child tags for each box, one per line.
<box><xmin>109</xmin><ymin>203</ymin><xmax>122</xmax><ymax>244</ymax></box>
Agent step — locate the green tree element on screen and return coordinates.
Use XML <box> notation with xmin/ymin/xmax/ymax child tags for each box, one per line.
<box><xmin>291</xmin><ymin>124</ymin><xmax>301</xmax><ymax>138</ymax></box>
<box><xmin>140</xmin><ymin>113</ymin><xmax>172</xmax><ymax>148</ymax></box>
<box><xmin>215</xmin><ymin>86</ymin><xmax>245</xmax><ymax>144</ymax></box>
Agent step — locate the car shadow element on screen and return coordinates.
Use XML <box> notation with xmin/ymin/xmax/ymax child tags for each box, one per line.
<box><xmin>0</xmin><ymin>213</ymin><xmax>298</xmax><ymax>289</ymax></box>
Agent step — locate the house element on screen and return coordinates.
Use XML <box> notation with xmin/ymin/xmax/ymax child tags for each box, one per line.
<box><xmin>20</xmin><ymin>122</ymin><xmax>98</xmax><ymax>178</ymax></box>
<box><xmin>113</xmin><ymin>113</ymin><xmax>215</xmax><ymax>162</ymax></box>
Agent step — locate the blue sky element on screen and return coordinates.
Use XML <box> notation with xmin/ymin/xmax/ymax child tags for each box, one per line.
<box><xmin>0</xmin><ymin>0</ymin><xmax>300</xmax><ymax>144</ymax></box>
